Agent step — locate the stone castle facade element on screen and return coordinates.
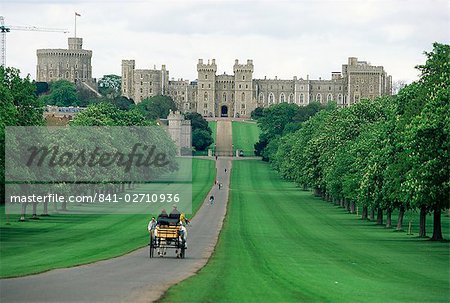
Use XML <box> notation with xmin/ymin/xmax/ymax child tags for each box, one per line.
<box><xmin>121</xmin><ymin>57</ymin><xmax>392</xmax><ymax>118</ymax></box>
<box><xmin>36</xmin><ymin>37</ymin><xmax>97</xmax><ymax>91</ymax></box>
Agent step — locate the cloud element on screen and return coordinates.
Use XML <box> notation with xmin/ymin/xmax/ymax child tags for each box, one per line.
<box><xmin>1</xmin><ymin>0</ymin><xmax>449</xmax><ymax>84</ymax></box>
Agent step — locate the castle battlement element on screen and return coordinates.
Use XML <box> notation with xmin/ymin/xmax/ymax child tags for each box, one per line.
<box><xmin>197</xmin><ymin>59</ymin><xmax>217</xmax><ymax>71</ymax></box>
<box><xmin>121</xmin><ymin>57</ymin><xmax>392</xmax><ymax>118</ymax></box>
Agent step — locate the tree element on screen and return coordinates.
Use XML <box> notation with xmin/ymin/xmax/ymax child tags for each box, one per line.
<box><xmin>250</xmin><ymin>107</ymin><xmax>264</xmax><ymax>120</ymax></box>
<box><xmin>402</xmin><ymin>43</ymin><xmax>450</xmax><ymax>240</ymax></box>
<box><xmin>0</xmin><ymin>66</ymin><xmax>44</xmax><ymax>204</ymax></box>
<box><xmin>39</xmin><ymin>80</ymin><xmax>79</xmax><ymax>107</ymax></box>
<box><xmin>192</xmin><ymin>129</ymin><xmax>213</xmax><ymax>151</ymax></box>
<box><xmin>184</xmin><ymin>112</ymin><xmax>213</xmax><ymax>151</ymax></box>
<box><xmin>98</xmin><ymin>74</ymin><xmax>121</xmax><ymax>98</ymax></box>
<box><xmin>136</xmin><ymin>95</ymin><xmax>177</xmax><ymax>120</ymax></box>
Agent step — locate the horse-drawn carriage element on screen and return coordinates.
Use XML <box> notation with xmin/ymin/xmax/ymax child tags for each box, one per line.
<box><xmin>149</xmin><ymin>214</ymin><xmax>187</xmax><ymax>259</ymax></box>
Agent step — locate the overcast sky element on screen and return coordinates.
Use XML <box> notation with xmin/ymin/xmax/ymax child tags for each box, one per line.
<box><xmin>1</xmin><ymin>0</ymin><xmax>449</xmax><ymax>83</ymax></box>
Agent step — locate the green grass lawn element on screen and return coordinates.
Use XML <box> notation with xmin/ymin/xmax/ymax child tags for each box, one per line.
<box><xmin>232</xmin><ymin>121</ymin><xmax>260</xmax><ymax>156</ymax></box>
<box><xmin>162</xmin><ymin>160</ymin><xmax>450</xmax><ymax>303</ymax></box>
<box><xmin>0</xmin><ymin>158</ymin><xmax>215</xmax><ymax>278</ymax></box>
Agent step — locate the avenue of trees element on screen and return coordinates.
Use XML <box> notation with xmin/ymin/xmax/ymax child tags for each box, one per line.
<box><xmin>257</xmin><ymin>43</ymin><xmax>449</xmax><ymax>241</ymax></box>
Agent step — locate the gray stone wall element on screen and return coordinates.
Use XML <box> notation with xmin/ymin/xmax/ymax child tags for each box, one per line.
<box><xmin>121</xmin><ymin>57</ymin><xmax>392</xmax><ymax>118</ymax></box>
<box><xmin>36</xmin><ymin>37</ymin><xmax>93</xmax><ymax>86</ymax></box>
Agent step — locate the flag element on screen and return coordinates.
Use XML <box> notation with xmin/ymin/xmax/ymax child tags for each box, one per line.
<box><xmin>75</xmin><ymin>12</ymin><xmax>81</xmax><ymax>16</ymax></box>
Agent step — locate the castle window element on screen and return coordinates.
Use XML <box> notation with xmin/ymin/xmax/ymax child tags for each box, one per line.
<box><xmin>329</xmin><ymin>86</ymin><xmax>331</xmax><ymax>90</ymax></box>
<box><xmin>202</xmin><ymin>84</ymin><xmax>204</xmax><ymax>88</ymax></box>
<box><xmin>231</xmin><ymin>93</ymin><xmax>234</xmax><ymax>101</ymax></box>
<box><xmin>258</xmin><ymin>93</ymin><xmax>264</xmax><ymax>103</ymax></box>
<box><xmin>239</xmin><ymin>84</ymin><xmax>241</xmax><ymax>89</ymax></box>
<box><xmin>204</xmin><ymin>92</ymin><xmax>208</xmax><ymax>101</ymax></box>
<box><xmin>208</xmin><ymin>84</ymin><xmax>211</xmax><ymax>88</ymax></box>
<box><xmin>327</xmin><ymin>93</ymin><xmax>333</xmax><ymax>102</ymax></box>
<box><xmin>140</xmin><ymin>74</ymin><xmax>143</xmax><ymax>79</ymax></box>
<box><xmin>241</xmin><ymin>92</ymin><xmax>245</xmax><ymax>102</ymax></box>
<box><xmin>123</xmin><ymin>89</ymin><xmax>126</xmax><ymax>93</ymax></box>
<box><xmin>246</xmin><ymin>84</ymin><xmax>248</xmax><ymax>89</ymax></box>
<box><xmin>316</xmin><ymin>93</ymin><xmax>322</xmax><ymax>103</ymax></box>
<box><xmin>280</xmin><ymin>93</ymin><xmax>286</xmax><ymax>103</ymax></box>
<box><xmin>338</xmin><ymin>94</ymin><xmax>343</xmax><ymax>103</ymax></box>
<box><xmin>369</xmin><ymin>85</ymin><xmax>374</xmax><ymax>93</ymax></box>
<box><xmin>300</xmin><ymin>93</ymin><xmax>304</xmax><ymax>103</ymax></box>
<box><xmin>318</xmin><ymin>86</ymin><xmax>321</xmax><ymax>90</ymax></box>
<box><xmin>268</xmin><ymin>93</ymin><xmax>274</xmax><ymax>105</ymax></box>
<box><xmin>66</xmin><ymin>72</ymin><xmax>69</xmax><ymax>78</ymax></box>
<box><xmin>140</xmin><ymin>88</ymin><xmax>143</xmax><ymax>93</ymax></box>
<box><xmin>224</xmin><ymin>84</ymin><xmax>226</xmax><ymax>89</ymax></box>
<box><xmin>289</xmin><ymin>93</ymin><xmax>294</xmax><ymax>103</ymax></box>
<box><xmin>301</xmin><ymin>86</ymin><xmax>304</xmax><ymax>90</ymax></box>
<box><xmin>243</xmin><ymin>75</ymin><xmax>245</xmax><ymax>80</ymax></box>
<box><xmin>140</xmin><ymin>81</ymin><xmax>143</xmax><ymax>85</ymax></box>
<box><xmin>205</xmin><ymin>74</ymin><xmax>208</xmax><ymax>80</ymax></box>
<box><xmin>223</xmin><ymin>92</ymin><xmax>227</xmax><ymax>102</ymax></box>
<box><xmin>281</xmin><ymin>86</ymin><xmax>284</xmax><ymax>90</ymax></box>
<box><xmin>339</xmin><ymin>86</ymin><xmax>342</xmax><ymax>90</ymax></box>
<box><xmin>204</xmin><ymin>103</ymin><xmax>208</xmax><ymax>108</ymax></box>
<box><xmin>150</xmin><ymin>89</ymin><xmax>153</xmax><ymax>93</ymax></box>
<box><xmin>241</xmin><ymin>104</ymin><xmax>246</xmax><ymax>109</ymax></box>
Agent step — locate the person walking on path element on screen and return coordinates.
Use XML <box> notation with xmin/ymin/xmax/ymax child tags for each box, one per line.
<box><xmin>209</xmin><ymin>195</ymin><xmax>215</xmax><ymax>205</ymax></box>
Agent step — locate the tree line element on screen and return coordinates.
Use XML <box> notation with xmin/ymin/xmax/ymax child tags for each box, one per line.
<box><xmin>253</xmin><ymin>43</ymin><xmax>449</xmax><ymax>241</ymax></box>
<box><xmin>0</xmin><ymin>67</ymin><xmax>213</xmax><ymax>210</ymax></box>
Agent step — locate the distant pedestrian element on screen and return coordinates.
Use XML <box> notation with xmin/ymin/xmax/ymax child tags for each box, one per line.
<box><xmin>218</xmin><ymin>183</ymin><xmax>222</xmax><ymax>190</ymax></box>
<box><xmin>224</xmin><ymin>168</ymin><xmax>227</xmax><ymax>173</ymax></box>
<box><xmin>215</xmin><ymin>155</ymin><xmax>218</xmax><ymax>160</ymax></box>
<box><xmin>209</xmin><ymin>195</ymin><xmax>215</xmax><ymax>205</ymax></box>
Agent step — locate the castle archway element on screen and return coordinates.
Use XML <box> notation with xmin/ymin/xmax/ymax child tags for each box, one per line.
<box><xmin>221</xmin><ymin>105</ymin><xmax>228</xmax><ymax>117</ymax></box>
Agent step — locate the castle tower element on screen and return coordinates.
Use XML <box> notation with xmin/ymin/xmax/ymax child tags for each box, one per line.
<box><xmin>36</xmin><ymin>37</ymin><xmax>93</xmax><ymax>85</ymax></box>
<box><xmin>196</xmin><ymin>59</ymin><xmax>217</xmax><ymax>117</ymax></box>
<box><xmin>121</xmin><ymin>60</ymin><xmax>135</xmax><ymax>100</ymax></box>
<box><xmin>233</xmin><ymin>59</ymin><xmax>253</xmax><ymax>118</ymax></box>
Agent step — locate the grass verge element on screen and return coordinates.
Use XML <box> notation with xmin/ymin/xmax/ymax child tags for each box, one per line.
<box><xmin>232</xmin><ymin>121</ymin><xmax>260</xmax><ymax>156</ymax></box>
<box><xmin>162</xmin><ymin>160</ymin><xmax>449</xmax><ymax>303</ymax></box>
<box><xmin>0</xmin><ymin>158</ymin><xmax>215</xmax><ymax>278</ymax></box>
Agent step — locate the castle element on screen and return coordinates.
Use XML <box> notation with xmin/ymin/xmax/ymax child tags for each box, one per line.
<box><xmin>36</xmin><ymin>37</ymin><xmax>98</xmax><ymax>93</ymax></box>
<box><xmin>122</xmin><ymin>57</ymin><xmax>392</xmax><ymax>118</ymax></box>
<box><xmin>34</xmin><ymin>36</ymin><xmax>392</xmax><ymax>119</ymax></box>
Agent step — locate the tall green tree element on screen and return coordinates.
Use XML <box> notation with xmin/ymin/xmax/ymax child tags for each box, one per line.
<box><xmin>98</xmin><ymin>74</ymin><xmax>121</xmax><ymax>98</ymax></box>
<box><xmin>39</xmin><ymin>80</ymin><xmax>79</xmax><ymax>107</ymax></box>
<box><xmin>136</xmin><ymin>95</ymin><xmax>177</xmax><ymax>120</ymax></box>
<box><xmin>0</xmin><ymin>66</ymin><xmax>44</xmax><ymax>203</ymax></box>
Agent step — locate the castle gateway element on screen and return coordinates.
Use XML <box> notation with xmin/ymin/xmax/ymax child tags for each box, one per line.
<box><xmin>121</xmin><ymin>57</ymin><xmax>392</xmax><ymax>119</ymax></box>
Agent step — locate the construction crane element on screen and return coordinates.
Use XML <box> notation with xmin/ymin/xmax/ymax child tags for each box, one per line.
<box><xmin>0</xmin><ymin>16</ymin><xmax>69</xmax><ymax>67</ymax></box>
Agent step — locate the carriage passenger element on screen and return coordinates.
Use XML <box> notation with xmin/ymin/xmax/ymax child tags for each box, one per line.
<box><xmin>157</xmin><ymin>209</ymin><xmax>169</xmax><ymax>225</ymax></box>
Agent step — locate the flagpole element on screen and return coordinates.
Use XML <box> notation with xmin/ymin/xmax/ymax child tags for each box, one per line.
<box><xmin>74</xmin><ymin>12</ymin><xmax>77</xmax><ymax>38</ymax></box>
